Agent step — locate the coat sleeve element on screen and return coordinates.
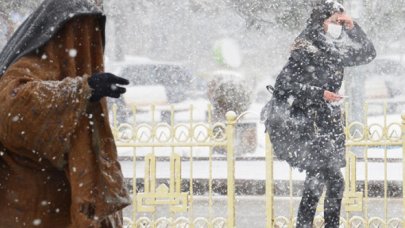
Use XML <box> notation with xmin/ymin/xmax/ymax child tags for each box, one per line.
<box><xmin>335</xmin><ymin>22</ymin><xmax>376</xmax><ymax>67</ymax></box>
<box><xmin>274</xmin><ymin>63</ymin><xmax>325</xmax><ymax>103</ymax></box>
<box><xmin>0</xmin><ymin>57</ymin><xmax>93</xmax><ymax>168</ymax></box>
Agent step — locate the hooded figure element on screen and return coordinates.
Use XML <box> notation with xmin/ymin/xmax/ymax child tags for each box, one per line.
<box><xmin>262</xmin><ymin>0</ymin><xmax>377</xmax><ymax>172</ymax></box>
<box><xmin>262</xmin><ymin>0</ymin><xmax>375</xmax><ymax>227</ymax></box>
<box><xmin>0</xmin><ymin>0</ymin><xmax>131</xmax><ymax>227</ymax></box>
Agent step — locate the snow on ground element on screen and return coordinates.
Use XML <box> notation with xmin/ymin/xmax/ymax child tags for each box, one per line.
<box><xmin>119</xmin><ymin>159</ymin><xmax>403</xmax><ymax>181</ymax></box>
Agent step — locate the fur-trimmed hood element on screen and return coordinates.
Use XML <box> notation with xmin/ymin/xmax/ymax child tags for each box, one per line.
<box><xmin>290</xmin><ymin>0</ymin><xmax>345</xmax><ymax>56</ymax></box>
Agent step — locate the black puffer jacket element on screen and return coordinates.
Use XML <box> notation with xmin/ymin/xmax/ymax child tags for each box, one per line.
<box><xmin>263</xmin><ymin>4</ymin><xmax>376</xmax><ymax>171</ymax></box>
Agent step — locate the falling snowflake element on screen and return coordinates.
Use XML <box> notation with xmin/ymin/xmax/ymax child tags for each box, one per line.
<box><xmin>69</xmin><ymin>49</ymin><xmax>78</xmax><ymax>58</ymax></box>
<box><xmin>32</xmin><ymin>219</ymin><xmax>42</xmax><ymax>226</ymax></box>
<box><xmin>12</xmin><ymin>116</ymin><xmax>19</xmax><ymax>122</ymax></box>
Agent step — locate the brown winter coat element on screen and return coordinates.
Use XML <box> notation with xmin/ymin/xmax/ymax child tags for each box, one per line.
<box><xmin>0</xmin><ymin>16</ymin><xmax>130</xmax><ymax>227</ymax></box>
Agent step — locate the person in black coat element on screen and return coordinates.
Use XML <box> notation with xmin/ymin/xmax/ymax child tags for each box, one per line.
<box><xmin>262</xmin><ymin>1</ymin><xmax>376</xmax><ymax>227</ymax></box>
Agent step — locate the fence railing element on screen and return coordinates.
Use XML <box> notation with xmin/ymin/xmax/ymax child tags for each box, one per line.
<box><xmin>111</xmin><ymin>103</ymin><xmax>405</xmax><ymax>228</ymax></box>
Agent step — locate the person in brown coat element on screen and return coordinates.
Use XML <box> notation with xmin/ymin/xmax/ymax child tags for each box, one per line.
<box><xmin>0</xmin><ymin>0</ymin><xmax>131</xmax><ymax>227</ymax></box>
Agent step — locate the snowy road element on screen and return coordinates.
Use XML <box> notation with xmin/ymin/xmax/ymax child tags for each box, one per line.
<box><xmin>119</xmin><ymin>157</ymin><xmax>404</xmax><ymax>181</ymax></box>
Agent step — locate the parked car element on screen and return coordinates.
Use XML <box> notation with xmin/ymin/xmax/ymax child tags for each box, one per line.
<box><xmin>106</xmin><ymin>56</ymin><xmax>208</xmax><ymax>122</ymax></box>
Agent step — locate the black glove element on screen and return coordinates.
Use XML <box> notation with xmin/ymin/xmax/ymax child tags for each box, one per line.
<box><xmin>88</xmin><ymin>73</ymin><xmax>129</xmax><ymax>102</ymax></box>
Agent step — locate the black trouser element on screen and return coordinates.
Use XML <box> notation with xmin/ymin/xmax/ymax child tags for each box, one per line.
<box><xmin>296</xmin><ymin>166</ymin><xmax>344</xmax><ymax>228</ymax></box>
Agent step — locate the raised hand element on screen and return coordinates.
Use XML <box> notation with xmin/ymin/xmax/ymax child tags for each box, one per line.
<box><xmin>337</xmin><ymin>13</ymin><xmax>354</xmax><ymax>30</ymax></box>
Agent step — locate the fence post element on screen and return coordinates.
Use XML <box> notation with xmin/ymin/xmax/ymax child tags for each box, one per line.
<box><xmin>402</xmin><ymin>111</ymin><xmax>405</xmax><ymax>221</ymax></box>
<box><xmin>226</xmin><ymin>111</ymin><xmax>237</xmax><ymax>228</ymax></box>
<box><xmin>265</xmin><ymin>134</ymin><xmax>274</xmax><ymax>228</ymax></box>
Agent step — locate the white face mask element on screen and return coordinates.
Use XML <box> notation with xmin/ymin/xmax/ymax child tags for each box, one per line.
<box><xmin>326</xmin><ymin>23</ymin><xmax>343</xmax><ymax>39</ymax></box>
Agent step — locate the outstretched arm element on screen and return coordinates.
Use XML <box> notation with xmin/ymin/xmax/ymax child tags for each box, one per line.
<box><xmin>0</xmin><ymin>56</ymin><xmax>128</xmax><ymax>168</ymax></box>
<box><xmin>337</xmin><ymin>21</ymin><xmax>377</xmax><ymax>67</ymax></box>
<box><xmin>0</xmin><ymin>56</ymin><xmax>92</xmax><ymax>168</ymax></box>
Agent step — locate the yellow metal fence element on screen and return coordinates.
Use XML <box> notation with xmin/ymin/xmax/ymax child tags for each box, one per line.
<box><xmin>111</xmin><ymin>104</ymin><xmax>405</xmax><ymax>228</ymax></box>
